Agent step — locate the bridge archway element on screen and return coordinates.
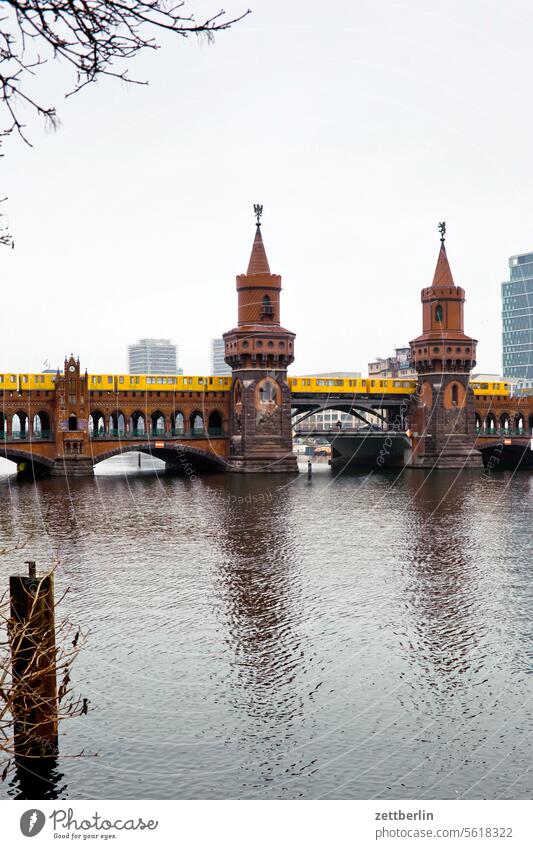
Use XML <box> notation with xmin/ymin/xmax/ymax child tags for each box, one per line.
<box><xmin>0</xmin><ymin>446</ymin><xmax>54</xmax><ymax>477</ymax></box>
<box><xmin>12</xmin><ymin>412</ymin><xmax>28</xmax><ymax>438</ymax></box>
<box><xmin>208</xmin><ymin>410</ymin><xmax>223</xmax><ymax>435</ymax></box>
<box><xmin>151</xmin><ymin>410</ymin><xmax>166</xmax><ymax>436</ymax></box>
<box><xmin>33</xmin><ymin>410</ymin><xmax>51</xmax><ymax>437</ymax></box>
<box><xmin>529</xmin><ymin>414</ymin><xmax>533</xmax><ymax>433</ymax></box>
<box><xmin>475</xmin><ymin>412</ymin><xmax>482</xmax><ymax>432</ymax></box>
<box><xmin>68</xmin><ymin>414</ymin><xmax>78</xmax><ymax>431</ymax></box>
<box><xmin>110</xmin><ymin>410</ymin><xmax>126</xmax><ymax>435</ymax></box>
<box><xmin>486</xmin><ymin>412</ymin><xmax>497</xmax><ymax>433</ymax></box>
<box><xmin>93</xmin><ymin>442</ymin><xmax>225</xmax><ymax>473</ymax></box>
<box><xmin>499</xmin><ymin>412</ymin><xmax>510</xmax><ymax>431</ymax></box>
<box><xmin>514</xmin><ymin>413</ymin><xmax>524</xmax><ymax>433</ymax></box>
<box><xmin>190</xmin><ymin>411</ymin><xmax>204</xmax><ymax>434</ymax></box>
<box><xmin>171</xmin><ymin>411</ymin><xmax>184</xmax><ymax>434</ymax></box>
<box><xmin>89</xmin><ymin>410</ymin><xmax>106</xmax><ymax>435</ymax></box>
<box><xmin>0</xmin><ymin>411</ymin><xmax>5</xmax><ymax>436</ymax></box>
<box><xmin>130</xmin><ymin>411</ymin><xmax>145</xmax><ymax>435</ymax></box>
<box><xmin>291</xmin><ymin>402</ymin><xmax>385</xmax><ymax>430</ymax></box>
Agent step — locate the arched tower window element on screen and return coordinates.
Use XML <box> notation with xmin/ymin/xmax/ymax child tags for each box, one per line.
<box><xmin>258</xmin><ymin>378</ymin><xmax>278</xmax><ymax>404</ymax></box>
<box><xmin>451</xmin><ymin>384</ymin><xmax>458</xmax><ymax>406</ymax></box>
<box><xmin>435</xmin><ymin>304</ymin><xmax>443</xmax><ymax>323</ymax></box>
<box><xmin>261</xmin><ymin>295</ymin><xmax>273</xmax><ymax>317</ymax></box>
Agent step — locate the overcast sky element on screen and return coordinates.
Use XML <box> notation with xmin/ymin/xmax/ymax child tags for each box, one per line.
<box><xmin>2</xmin><ymin>0</ymin><xmax>532</xmax><ymax>376</ymax></box>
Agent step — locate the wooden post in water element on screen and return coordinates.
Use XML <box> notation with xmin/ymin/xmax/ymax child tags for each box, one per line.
<box><xmin>9</xmin><ymin>561</ymin><xmax>58</xmax><ymax>759</ymax></box>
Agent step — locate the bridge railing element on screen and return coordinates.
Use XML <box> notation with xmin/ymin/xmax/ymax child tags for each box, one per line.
<box><xmin>477</xmin><ymin>428</ymin><xmax>532</xmax><ymax>437</ymax></box>
<box><xmin>87</xmin><ymin>428</ymin><xmax>226</xmax><ymax>439</ymax></box>
<box><xmin>1</xmin><ymin>430</ymin><xmax>53</xmax><ymax>440</ymax></box>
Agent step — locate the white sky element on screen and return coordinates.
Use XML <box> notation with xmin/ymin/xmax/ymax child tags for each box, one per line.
<box><xmin>2</xmin><ymin>0</ymin><xmax>532</xmax><ymax>376</ymax></box>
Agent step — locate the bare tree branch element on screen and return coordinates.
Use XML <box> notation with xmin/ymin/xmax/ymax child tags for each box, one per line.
<box><xmin>0</xmin><ymin>560</ymin><xmax>90</xmax><ymax>779</ymax></box>
<box><xmin>0</xmin><ymin>2</ymin><xmax>250</xmax><ymax>144</ymax></box>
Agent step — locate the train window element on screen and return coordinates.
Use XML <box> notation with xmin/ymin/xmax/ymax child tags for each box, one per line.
<box><xmin>157</xmin><ymin>378</ymin><xmax>163</xmax><ymax>384</ymax></box>
<box><xmin>393</xmin><ymin>381</ymin><xmax>400</xmax><ymax>387</ymax></box>
<box><xmin>108</xmin><ymin>376</ymin><xmax>112</xmax><ymax>384</ymax></box>
<box><xmin>371</xmin><ymin>380</ymin><xmax>375</xmax><ymax>387</ymax></box>
<box><xmin>119</xmin><ymin>376</ymin><xmax>124</xmax><ymax>384</ymax></box>
<box><xmin>480</xmin><ymin>383</ymin><xmax>488</xmax><ymax>389</ymax></box>
<box><xmin>199</xmin><ymin>378</ymin><xmax>204</xmax><ymax>384</ymax></box>
<box><xmin>317</xmin><ymin>380</ymin><xmax>325</xmax><ymax>386</ymax></box>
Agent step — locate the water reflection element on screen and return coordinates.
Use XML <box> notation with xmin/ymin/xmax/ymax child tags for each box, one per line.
<box><xmin>10</xmin><ymin>756</ymin><xmax>67</xmax><ymax>800</ymax></box>
<box><xmin>213</xmin><ymin>475</ymin><xmax>303</xmax><ymax>722</ymax></box>
<box><xmin>400</xmin><ymin>471</ymin><xmax>484</xmax><ymax>689</ymax></box>
<box><xmin>0</xmin><ymin>459</ymin><xmax>531</xmax><ymax>800</ymax></box>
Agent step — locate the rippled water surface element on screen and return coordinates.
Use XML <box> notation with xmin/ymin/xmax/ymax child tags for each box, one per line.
<box><xmin>0</xmin><ymin>455</ymin><xmax>531</xmax><ymax>800</ymax></box>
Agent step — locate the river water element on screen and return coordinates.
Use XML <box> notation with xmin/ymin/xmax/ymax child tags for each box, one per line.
<box><xmin>0</xmin><ymin>455</ymin><xmax>531</xmax><ymax>800</ymax></box>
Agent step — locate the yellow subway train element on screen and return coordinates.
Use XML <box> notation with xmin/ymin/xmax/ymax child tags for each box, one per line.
<box><xmin>0</xmin><ymin>372</ymin><xmax>511</xmax><ymax>399</ymax></box>
<box><xmin>288</xmin><ymin>377</ymin><xmax>417</xmax><ymax>395</ymax></box>
<box><xmin>88</xmin><ymin>374</ymin><xmax>231</xmax><ymax>392</ymax></box>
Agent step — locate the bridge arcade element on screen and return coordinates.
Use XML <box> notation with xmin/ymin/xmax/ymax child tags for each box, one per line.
<box><xmin>2</xmin><ymin>216</ymin><xmax>533</xmax><ymax>478</ymax></box>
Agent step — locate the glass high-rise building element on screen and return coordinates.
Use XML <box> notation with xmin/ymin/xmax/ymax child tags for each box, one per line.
<box><xmin>502</xmin><ymin>252</ymin><xmax>533</xmax><ymax>379</ymax></box>
<box><xmin>210</xmin><ymin>338</ymin><xmax>231</xmax><ymax>376</ymax></box>
<box><xmin>128</xmin><ymin>338</ymin><xmax>181</xmax><ymax>374</ymax></box>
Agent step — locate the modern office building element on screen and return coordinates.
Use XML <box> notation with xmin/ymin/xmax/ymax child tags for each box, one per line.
<box><xmin>210</xmin><ymin>338</ymin><xmax>231</xmax><ymax>376</ymax></box>
<box><xmin>127</xmin><ymin>338</ymin><xmax>180</xmax><ymax>375</ymax></box>
<box><xmin>502</xmin><ymin>252</ymin><xmax>533</xmax><ymax>380</ymax></box>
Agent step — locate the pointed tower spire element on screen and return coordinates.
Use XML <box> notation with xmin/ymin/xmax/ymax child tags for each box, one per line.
<box><xmin>432</xmin><ymin>221</ymin><xmax>455</xmax><ymax>288</ymax></box>
<box><xmin>247</xmin><ymin>207</ymin><xmax>270</xmax><ymax>275</ymax></box>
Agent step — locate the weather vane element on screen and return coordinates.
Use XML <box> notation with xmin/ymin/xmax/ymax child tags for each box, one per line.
<box><xmin>254</xmin><ymin>204</ymin><xmax>263</xmax><ymax>226</ymax></box>
<box><xmin>438</xmin><ymin>221</ymin><xmax>446</xmax><ymax>244</ymax></box>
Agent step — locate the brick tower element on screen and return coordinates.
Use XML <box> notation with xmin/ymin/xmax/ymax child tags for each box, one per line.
<box><xmin>52</xmin><ymin>355</ymin><xmax>93</xmax><ymax>475</ymax></box>
<box><xmin>223</xmin><ymin>207</ymin><xmax>297</xmax><ymax>472</ymax></box>
<box><xmin>408</xmin><ymin>224</ymin><xmax>482</xmax><ymax>468</ymax></box>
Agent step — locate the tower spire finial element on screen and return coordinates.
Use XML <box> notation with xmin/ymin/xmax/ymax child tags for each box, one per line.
<box><xmin>254</xmin><ymin>203</ymin><xmax>263</xmax><ymax>227</ymax></box>
<box><xmin>438</xmin><ymin>220</ymin><xmax>446</xmax><ymax>246</ymax></box>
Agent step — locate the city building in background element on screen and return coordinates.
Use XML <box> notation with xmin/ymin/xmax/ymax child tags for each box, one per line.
<box><xmin>210</xmin><ymin>337</ymin><xmax>231</xmax><ymax>376</ymax></box>
<box><xmin>127</xmin><ymin>339</ymin><xmax>181</xmax><ymax>375</ymax></box>
<box><xmin>368</xmin><ymin>346</ymin><xmax>416</xmax><ymax>379</ymax></box>
<box><xmin>502</xmin><ymin>252</ymin><xmax>533</xmax><ymax>380</ymax></box>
